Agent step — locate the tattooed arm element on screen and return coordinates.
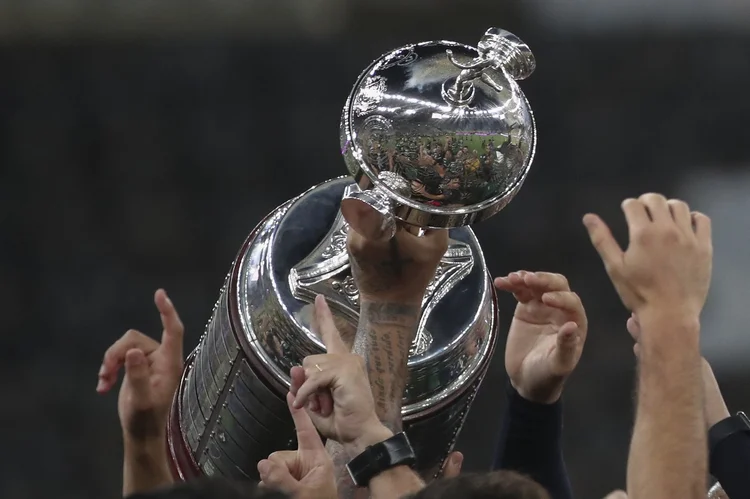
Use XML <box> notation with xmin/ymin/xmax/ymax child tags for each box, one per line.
<box><xmin>325</xmin><ymin>300</ymin><xmax>421</xmax><ymax>498</ymax></box>
<box><xmin>353</xmin><ymin>301</ymin><xmax>421</xmax><ymax>430</ymax></box>
<box><xmin>325</xmin><ymin>229</ymin><xmax>447</xmax><ymax>498</ymax></box>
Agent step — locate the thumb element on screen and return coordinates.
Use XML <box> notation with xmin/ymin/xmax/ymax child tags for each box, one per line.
<box><xmin>602</xmin><ymin>490</ymin><xmax>628</xmax><ymax>499</ymax></box>
<box><xmin>124</xmin><ymin>349</ymin><xmax>151</xmax><ymax>405</ymax></box>
<box><xmin>554</xmin><ymin>322</ymin><xmax>580</xmax><ymax>368</ymax></box>
<box><xmin>286</xmin><ymin>392</ymin><xmax>324</xmax><ymax>451</ymax></box>
<box><xmin>257</xmin><ymin>458</ymin><xmax>299</xmax><ymax>493</ymax></box>
<box><xmin>313</xmin><ymin>295</ymin><xmax>347</xmax><ymax>354</ymax></box>
<box><xmin>582</xmin><ymin>214</ymin><xmax>623</xmax><ymax>271</ymax></box>
<box><xmin>442</xmin><ymin>451</ymin><xmax>463</xmax><ymax>478</ymax></box>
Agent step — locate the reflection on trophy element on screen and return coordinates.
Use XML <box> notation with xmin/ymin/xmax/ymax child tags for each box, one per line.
<box><xmin>167</xmin><ymin>27</ymin><xmax>537</xmax><ymax>481</ymax></box>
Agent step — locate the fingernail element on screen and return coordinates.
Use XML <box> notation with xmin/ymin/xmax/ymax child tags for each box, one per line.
<box><xmin>96</xmin><ymin>379</ymin><xmax>105</xmax><ymax>392</ymax></box>
<box><xmin>257</xmin><ymin>461</ymin><xmax>269</xmax><ymax>475</ymax></box>
<box><xmin>582</xmin><ymin>214</ymin><xmax>595</xmax><ymax>227</ymax></box>
<box><xmin>98</xmin><ymin>365</ymin><xmax>106</xmax><ymax>376</ymax></box>
<box><xmin>452</xmin><ymin>454</ymin><xmax>463</xmax><ymax>465</ymax></box>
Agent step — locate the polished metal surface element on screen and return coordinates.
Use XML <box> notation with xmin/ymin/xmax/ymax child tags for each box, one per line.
<box><xmin>169</xmin><ymin>177</ymin><xmax>500</xmax><ymax>480</ymax></box>
<box><xmin>340</xmin><ymin>27</ymin><xmax>537</xmax><ymax>232</ymax></box>
<box><xmin>169</xmin><ymin>26</ymin><xmax>531</xmax><ymax>483</ymax></box>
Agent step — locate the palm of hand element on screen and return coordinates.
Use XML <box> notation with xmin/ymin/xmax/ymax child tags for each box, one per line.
<box><xmin>505</xmin><ymin>299</ymin><xmax>572</xmax><ymax>381</ymax></box>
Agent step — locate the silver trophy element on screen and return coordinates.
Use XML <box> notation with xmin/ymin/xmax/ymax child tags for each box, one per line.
<box><xmin>167</xmin><ymin>27</ymin><xmax>537</xmax><ymax>482</ymax></box>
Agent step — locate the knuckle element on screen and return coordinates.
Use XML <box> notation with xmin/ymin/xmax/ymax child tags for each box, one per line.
<box><xmin>621</xmin><ymin>198</ymin><xmax>638</xmax><ymax>209</ymax></box>
<box><xmin>639</xmin><ymin>192</ymin><xmax>665</xmax><ymax>203</ymax></box>
<box><xmin>632</xmin><ymin>226</ymin><xmax>652</xmax><ymax>244</ymax></box>
<box><xmin>124</xmin><ymin>329</ymin><xmax>142</xmax><ymax>341</ymax></box>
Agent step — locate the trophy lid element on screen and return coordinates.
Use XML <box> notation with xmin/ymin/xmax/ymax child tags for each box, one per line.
<box><xmin>340</xmin><ymin>28</ymin><xmax>537</xmax><ymax>229</ymax></box>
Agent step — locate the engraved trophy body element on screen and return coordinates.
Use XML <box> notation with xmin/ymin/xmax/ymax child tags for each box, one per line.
<box><xmin>167</xmin><ymin>28</ymin><xmax>537</xmax><ymax>482</ymax></box>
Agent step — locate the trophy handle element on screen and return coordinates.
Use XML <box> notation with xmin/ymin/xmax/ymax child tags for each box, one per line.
<box><xmin>341</xmin><ymin>172</ymin><xmax>413</xmax><ymax>241</ymax></box>
<box><xmin>442</xmin><ymin>28</ymin><xmax>536</xmax><ymax>107</ymax></box>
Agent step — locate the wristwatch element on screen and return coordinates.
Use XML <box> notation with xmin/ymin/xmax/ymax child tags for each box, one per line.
<box><xmin>709</xmin><ymin>411</ymin><xmax>750</xmax><ymax>456</ymax></box>
<box><xmin>346</xmin><ymin>432</ymin><xmax>417</xmax><ymax>487</ymax></box>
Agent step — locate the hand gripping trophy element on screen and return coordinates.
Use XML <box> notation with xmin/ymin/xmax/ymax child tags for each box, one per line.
<box><xmin>167</xmin><ymin>27</ymin><xmax>537</xmax><ymax>481</ymax></box>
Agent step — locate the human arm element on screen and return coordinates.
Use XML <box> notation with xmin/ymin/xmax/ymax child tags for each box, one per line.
<box><xmin>293</xmin><ymin>295</ymin><xmax>426</xmax><ymax>499</ymax></box>
<box><xmin>97</xmin><ymin>289</ymin><xmax>184</xmax><ymax>497</ymax></box>
<box><xmin>584</xmin><ymin>194</ymin><xmax>712</xmax><ymax>499</ymax></box>
<box><xmin>323</xmin><ymin>227</ymin><xmax>447</xmax><ymax>497</ymax></box>
<box><xmin>492</xmin><ymin>271</ymin><xmax>583</xmax><ymax>499</ymax></box>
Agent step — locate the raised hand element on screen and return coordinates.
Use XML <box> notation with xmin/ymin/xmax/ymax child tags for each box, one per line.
<box><xmin>257</xmin><ymin>392</ymin><xmax>337</xmax><ymax>499</ymax></box>
<box><xmin>495</xmin><ymin>271</ymin><xmax>588</xmax><ymax>404</ymax></box>
<box><xmin>583</xmin><ymin>194</ymin><xmax>712</xmax><ymax>325</ymax></box>
<box><xmin>293</xmin><ymin>295</ymin><xmax>392</xmax><ymax>452</ymax></box>
<box><xmin>97</xmin><ymin>289</ymin><xmax>184</xmax><ymax>443</ymax></box>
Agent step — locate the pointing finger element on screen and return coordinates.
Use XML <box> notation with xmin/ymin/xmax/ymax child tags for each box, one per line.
<box><xmin>313</xmin><ymin>295</ymin><xmax>347</xmax><ymax>354</ymax></box>
<box><xmin>286</xmin><ymin>392</ymin><xmax>325</xmax><ymax>451</ymax></box>
<box><xmin>155</xmin><ymin>289</ymin><xmax>184</xmax><ymax>360</ymax></box>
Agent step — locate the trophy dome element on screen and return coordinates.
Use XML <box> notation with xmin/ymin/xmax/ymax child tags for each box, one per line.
<box><xmin>340</xmin><ymin>28</ymin><xmax>537</xmax><ymax>229</ymax></box>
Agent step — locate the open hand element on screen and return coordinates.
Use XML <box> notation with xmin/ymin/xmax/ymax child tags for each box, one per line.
<box><xmin>583</xmin><ymin>194</ymin><xmax>712</xmax><ymax>324</ymax></box>
<box><xmin>495</xmin><ymin>272</ymin><xmax>587</xmax><ymax>404</ymax></box>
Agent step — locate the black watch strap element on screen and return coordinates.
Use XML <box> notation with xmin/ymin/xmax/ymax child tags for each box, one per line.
<box><xmin>709</xmin><ymin>411</ymin><xmax>750</xmax><ymax>456</ymax></box>
<box><xmin>346</xmin><ymin>432</ymin><xmax>417</xmax><ymax>487</ymax></box>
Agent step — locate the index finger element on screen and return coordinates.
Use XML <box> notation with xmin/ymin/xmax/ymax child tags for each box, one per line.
<box><xmin>285</xmin><ymin>392</ymin><xmax>325</xmax><ymax>451</ymax></box>
<box><xmin>155</xmin><ymin>289</ymin><xmax>184</xmax><ymax>358</ymax></box>
<box><xmin>313</xmin><ymin>295</ymin><xmax>347</xmax><ymax>354</ymax></box>
<box><xmin>523</xmin><ymin>272</ymin><xmax>570</xmax><ymax>293</ymax></box>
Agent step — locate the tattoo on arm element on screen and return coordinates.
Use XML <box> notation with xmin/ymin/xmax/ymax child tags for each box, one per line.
<box><xmin>355</xmin><ymin>302</ymin><xmax>420</xmax><ymax>431</ymax></box>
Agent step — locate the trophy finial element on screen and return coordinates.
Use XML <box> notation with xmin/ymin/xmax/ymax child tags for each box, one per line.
<box><xmin>442</xmin><ymin>28</ymin><xmax>536</xmax><ymax>106</ymax></box>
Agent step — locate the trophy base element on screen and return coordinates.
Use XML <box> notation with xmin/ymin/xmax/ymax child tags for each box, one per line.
<box><xmin>166</xmin><ymin>177</ymin><xmax>500</xmax><ymax>482</ymax></box>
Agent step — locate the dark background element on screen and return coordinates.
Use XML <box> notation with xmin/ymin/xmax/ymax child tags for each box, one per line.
<box><xmin>1</xmin><ymin>1</ymin><xmax>749</xmax><ymax>498</ymax></box>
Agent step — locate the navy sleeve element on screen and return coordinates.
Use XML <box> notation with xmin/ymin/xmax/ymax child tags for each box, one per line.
<box><xmin>493</xmin><ymin>382</ymin><xmax>573</xmax><ymax>499</ymax></box>
<box><xmin>710</xmin><ymin>430</ymin><xmax>750</xmax><ymax>498</ymax></box>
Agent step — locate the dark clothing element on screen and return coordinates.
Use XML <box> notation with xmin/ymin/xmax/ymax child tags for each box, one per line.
<box><xmin>710</xmin><ymin>419</ymin><xmax>750</xmax><ymax>499</ymax></box>
<box><xmin>493</xmin><ymin>383</ymin><xmax>573</xmax><ymax>499</ymax></box>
